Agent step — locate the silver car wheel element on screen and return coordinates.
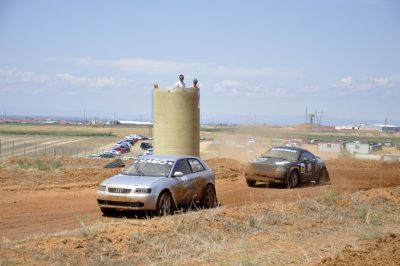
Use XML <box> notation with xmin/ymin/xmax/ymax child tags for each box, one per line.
<box><xmin>201</xmin><ymin>184</ymin><xmax>217</xmax><ymax>208</ymax></box>
<box><xmin>156</xmin><ymin>192</ymin><xmax>171</xmax><ymax>216</ymax></box>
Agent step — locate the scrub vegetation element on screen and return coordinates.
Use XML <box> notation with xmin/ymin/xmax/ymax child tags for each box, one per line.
<box><xmin>1</xmin><ymin>187</ymin><xmax>399</xmax><ymax>265</ymax></box>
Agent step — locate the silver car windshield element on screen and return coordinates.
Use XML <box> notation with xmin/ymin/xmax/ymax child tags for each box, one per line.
<box><xmin>123</xmin><ymin>158</ymin><xmax>175</xmax><ymax>177</ymax></box>
<box><xmin>262</xmin><ymin>148</ymin><xmax>300</xmax><ymax>161</ymax></box>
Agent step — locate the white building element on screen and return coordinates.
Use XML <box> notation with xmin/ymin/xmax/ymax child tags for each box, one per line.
<box><xmin>317</xmin><ymin>142</ymin><xmax>342</xmax><ymax>153</ymax></box>
<box><xmin>345</xmin><ymin>143</ymin><xmax>371</xmax><ymax>154</ymax></box>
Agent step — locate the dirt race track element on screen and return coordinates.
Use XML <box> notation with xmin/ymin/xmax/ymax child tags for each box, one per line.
<box><xmin>1</xmin><ymin>157</ymin><xmax>400</xmax><ymax>241</ymax></box>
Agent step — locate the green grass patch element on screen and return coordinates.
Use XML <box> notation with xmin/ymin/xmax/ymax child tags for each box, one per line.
<box><xmin>16</xmin><ymin>159</ymin><xmax>64</xmax><ymax>171</ymax></box>
<box><xmin>0</xmin><ymin>130</ymin><xmax>115</xmax><ymax>137</ymax></box>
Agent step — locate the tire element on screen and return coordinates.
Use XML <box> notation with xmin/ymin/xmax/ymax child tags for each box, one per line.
<box><xmin>200</xmin><ymin>184</ymin><xmax>217</xmax><ymax>208</ymax></box>
<box><xmin>316</xmin><ymin>168</ymin><xmax>330</xmax><ymax>184</ymax></box>
<box><xmin>246</xmin><ymin>179</ymin><xmax>256</xmax><ymax>187</ymax></box>
<box><xmin>155</xmin><ymin>191</ymin><xmax>172</xmax><ymax>216</ymax></box>
<box><xmin>100</xmin><ymin>207</ymin><xmax>115</xmax><ymax>216</ymax></box>
<box><xmin>287</xmin><ymin>171</ymin><xmax>299</xmax><ymax>189</ymax></box>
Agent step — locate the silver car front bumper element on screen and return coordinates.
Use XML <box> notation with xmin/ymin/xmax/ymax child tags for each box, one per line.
<box><xmin>97</xmin><ymin>191</ymin><xmax>159</xmax><ymax>211</ymax></box>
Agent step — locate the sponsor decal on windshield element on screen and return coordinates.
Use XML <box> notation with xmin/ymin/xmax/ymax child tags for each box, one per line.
<box><xmin>134</xmin><ymin>159</ymin><xmax>174</xmax><ymax>165</ymax></box>
<box><xmin>271</xmin><ymin>148</ymin><xmax>297</xmax><ymax>153</ymax></box>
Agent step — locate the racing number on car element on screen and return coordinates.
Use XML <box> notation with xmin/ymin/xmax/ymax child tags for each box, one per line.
<box><xmin>307</xmin><ymin>163</ymin><xmax>312</xmax><ymax>172</ymax></box>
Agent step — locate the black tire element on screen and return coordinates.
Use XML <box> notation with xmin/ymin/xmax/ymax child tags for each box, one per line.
<box><xmin>100</xmin><ymin>207</ymin><xmax>116</xmax><ymax>216</ymax></box>
<box><xmin>287</xmin><ymin>171</ymin><xmax>299</xmax><ymax>189</ymax></box>
<box><xmin>316</xmin><ymin>168</ymin><xmax>330</xmax><ymax>184</ymax></box>
<box><xmin>246</xmin><ymin>179</ymin><xmax>256</xmax><ymax>187</ymax></box>
<box><xmin>155</xmin><ymin>191</ymin><xmax>172</xmax><ymax>216</ymax></box>
<box><xmin>200</xmin><ymin>184</ymin><xmax>217</xmax><ymax>208</ymax></box>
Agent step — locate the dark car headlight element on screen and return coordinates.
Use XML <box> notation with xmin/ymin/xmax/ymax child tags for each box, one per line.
<box><xmin>98</xmin><ymin>185</ymin><xmax>106</xmax><ymax>192</ymax></box>
<box><xmin>134</xmin><ymin>188</ymin><xmax>152</xmax><ymax>194</ymax></box>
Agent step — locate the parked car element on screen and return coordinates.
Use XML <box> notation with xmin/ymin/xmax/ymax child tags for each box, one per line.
<box><xmin>99</xmin><ymin>151</ymin><xmax>118</xmax><ymax>158</ymax></box>
<box><xmin>384</xmin><ymin>141</ymin><xmax>394</xmax><ymax>147</ymax></box>
<box><xmin>139</xmin><ymin>135</ymin><xmax>149</xmax><ymax>141</ymax></box>
<box><xmin>143</xmin><ymin>148</ymin><xmax>154</xmax><ymax>156</ymax></box>
<box><xmin>97</xmin><ymin>155</ymin><xmax>217</xmax><ymax>216</ymax></box>
<box><xmin>245</xmin><ymin>146</ymin><xmax>330</xmax><ymax>188</ymax></box>
<box><xmin>118</xmin><ymin>139</ymin><xmax>134</xmax><ymax>146</ymax></box>
<box><xmin>113</xmin><ymin>143</ymin><xmax>130</xmax><ymax>153</ymax></box>
<box><xmin>140</xmin><ymin>142</ymin><xmax>153</xmax><ymax>150</ymax></box>
<box><xmin>119</xmin><ymin>142</ymin><xmax>131</xmax><ymax>151</ymax></box>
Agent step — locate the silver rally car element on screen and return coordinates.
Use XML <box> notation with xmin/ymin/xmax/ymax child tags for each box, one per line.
<box><xmin>97</xmin><ymin>155</ymin><xmax>217</xmax><ymax>216</ymax></box>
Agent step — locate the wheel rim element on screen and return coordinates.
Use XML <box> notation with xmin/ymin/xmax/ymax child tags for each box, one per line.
<box><xmin>159</xmin><ymin>193</ymin><xmax>170</xmax><ymax>215</ymax></box>
<box><xmin>204</xmin><ymin>186</ymin><xmax>215</xmax><ymax>207</ymax></box>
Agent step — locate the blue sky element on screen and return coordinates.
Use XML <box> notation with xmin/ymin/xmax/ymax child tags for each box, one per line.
<box><xmin>0</xmin><ymin>0</ymin><xmax>399</xmax><ymax>124</ymax></box>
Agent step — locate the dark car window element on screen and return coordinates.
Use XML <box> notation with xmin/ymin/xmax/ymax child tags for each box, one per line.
<box><xmin>173</xmin><ymin>159</ymin><xmax>192</xmax><ymax>175</ymax></box>
<box><xmin>300</xmin><ymin>152</ymin><xmax>315</xmax><ymax>162</ymax></box>
<box><xmin>188</xmin><ymin>158</ymin><xmax>205</xmax><ymax>173</ymax></box>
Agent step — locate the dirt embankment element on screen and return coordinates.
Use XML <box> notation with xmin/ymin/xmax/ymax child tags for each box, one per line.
<box><xmin>205</xmin><ymin>158</ymin><xmax>244</xmax><ymax>180</ymax></box>
<box><xmin>0</xmin><ymin>157</ymin><xmax>400</xmax><ymax>265</ymax></box>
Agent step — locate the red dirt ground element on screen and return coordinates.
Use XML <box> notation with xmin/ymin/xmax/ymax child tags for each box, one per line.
<box><xmin>1</xmin><ymin>158</ymin><xmax>399</xmax><ymax>241</ymax></box>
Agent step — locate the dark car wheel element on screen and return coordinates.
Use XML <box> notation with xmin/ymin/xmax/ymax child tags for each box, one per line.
<box><xmin>287</xmin><ymin>171</ymin><xmax>299</xmax><ymax>189</ymax></box>
<box><xmin>155</xmin><ymin>192</ymin><xmax>172</xmax><ymax>216</ymax></box>
<box><xmin>246</xmin><ymin>179</ymin><xmax>256</xmax><ymax>187</ymax></box>
<box><xmin>316</xmin><ymin>168</ymin><xmax>330</xmax><ymax>184</ymax></box>
<box><xmin>200</xmin><ymin>184</ymin><xmax>217</xmax><ymax>208</ymax></box>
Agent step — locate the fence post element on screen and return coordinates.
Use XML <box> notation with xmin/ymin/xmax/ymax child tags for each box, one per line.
<box><xmin>44</xmin><ymin>144</ymin><xmax>47</xmax><ymax>157</ymax></box>
<box><xmin>24</xmin><ymin>143</ymin><xmax>26</xmax><ymax>158</ymax></box>
<box><xmin>53</xmin><ymin>146</ymin><xmax>56</xmax><ymax>159</ymax></box>
<box><xmin>12</xmin><ymin>141</ymin><xmax>15</xmax><ymax>156</ymax></box>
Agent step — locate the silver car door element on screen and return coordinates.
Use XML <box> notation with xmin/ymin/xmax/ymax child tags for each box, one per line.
<box><xmin>170</xmin><ymin>159</ymin><xmax>194</xmax><ymax>204</ymax></box>
<box><xmin>187</xmin><ymin>158</ymin><xmax>208</xmax><ymax>201</ymax></box>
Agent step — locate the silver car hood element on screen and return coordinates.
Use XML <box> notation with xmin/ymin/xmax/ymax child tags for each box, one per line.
<box><xmin>101</xmin><ymin>174</ymin><xmax>166</xmax><ymax>188</ymax></box>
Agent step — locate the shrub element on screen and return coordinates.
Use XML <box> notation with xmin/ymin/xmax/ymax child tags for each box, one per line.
<box><xmin>319</xmin><ymin>187</ymin><xmax>339</xmax><ymax>204</ymax></box>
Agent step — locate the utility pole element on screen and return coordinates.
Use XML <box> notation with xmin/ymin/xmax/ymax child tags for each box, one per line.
<box><xmin>305</xmin><ymin>105</ymin><xmax>308</xmax><ymax>124</ymax></box>
<box><xmin>83</xmin><ymin>106</ymin><xmax>86</xmax><ymax>123</ymax></box>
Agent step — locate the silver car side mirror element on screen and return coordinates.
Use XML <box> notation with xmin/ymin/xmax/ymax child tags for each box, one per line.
<box><xmin>173</xmin><ymin>171</ymin><xmax>184</xmax><ymax>177</ymax></box>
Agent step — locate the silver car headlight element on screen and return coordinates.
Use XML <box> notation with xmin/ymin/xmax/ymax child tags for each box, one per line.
<box><xmin>98</xmin><ymin>185</ymin><xmax>107</xmax><ymax>191</ymax></box>
<box><xmin>134</xmin><ymin>188</ymin><xmax>152</xmax><ymax>194</ymax></box>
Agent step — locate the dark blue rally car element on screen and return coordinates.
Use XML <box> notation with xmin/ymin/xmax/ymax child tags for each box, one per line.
<box><xmin>245</xmin><ymin>146</ymin><xmax>330</xmax><ymax>188</ymax></box>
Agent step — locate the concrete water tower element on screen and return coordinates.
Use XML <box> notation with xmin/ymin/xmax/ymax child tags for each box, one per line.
<box><xmin>153</xmin><ymin>87</ymin><xmax>200</xmax><ymax>157</ymax></box>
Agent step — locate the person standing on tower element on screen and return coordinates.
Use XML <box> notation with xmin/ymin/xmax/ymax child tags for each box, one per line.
<box><xmin>174</xmin><ymin>74</ymin><xmax>186</xmax><ymax>88</ymax></box>
<box><xmin>192</xmin><ymin>78</ymin><xmax>199</xmax><ymax>89</ymax></box>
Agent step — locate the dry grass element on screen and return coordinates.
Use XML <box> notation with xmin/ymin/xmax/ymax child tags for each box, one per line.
<box><xmin>1</xmin><ymin>187</ymin><xmax>400</xmax><ymax>265</ymax></box>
